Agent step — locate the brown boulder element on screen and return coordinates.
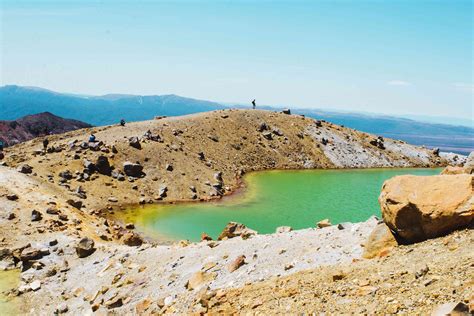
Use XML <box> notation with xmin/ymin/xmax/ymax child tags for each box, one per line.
<box><xmin>19</xmin><ymin>247</ymin><xmax>43</xmax><ymax>262</ymax></box>
<box><xmin>362</xmin><ymin>223</ymin><xmax>398</xmax><ymax>259</ymax></box>
<box><xmin>217</xmin><ymin>222</ymin><xmax>257</xmax><ymax>240</ymax></box>
<box><xmin>380</xmin><ymin>175</ymin><xmax>473</xmax><ymax>243</ymax></box>
<box><xmin>75</xmin><ymin>237</ymin><xmax>95</xmax><ymax>258</ymax></box>
<box><xmin>122</xmin><ymin>232</ymin><xmax>144</xmax><ymax>246</ymax></box>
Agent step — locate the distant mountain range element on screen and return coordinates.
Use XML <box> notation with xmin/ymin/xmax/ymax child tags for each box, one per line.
<box><xmin>0</xmin><ymin>85</ymin><xmax>224</xmax><ymax>125</ymax></box>
<box><xmin>0</xmin><ymin>112</ymin><xmax>91</xmax><ymax>147</ymax></box>
<box><xmin>0</xmin><ymin>85</ymin><xmax>472</xmax><ymax>155</ymax></box>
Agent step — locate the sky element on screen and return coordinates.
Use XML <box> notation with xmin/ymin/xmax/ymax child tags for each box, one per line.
<box><xmin>0</xmin><ymin>0</ymin><xmax>472</xmax><ymax>120</ymax></box>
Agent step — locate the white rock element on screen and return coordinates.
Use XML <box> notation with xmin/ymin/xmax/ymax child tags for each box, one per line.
<box><xmin>164</xmin><ymin>296</ymin><xmax>174</xmax><ymax>306</ymax></box>
<box><xmin>30</xmin><ymin>280</ymin><xmax>41</xmax><ymax>291</ymax></box>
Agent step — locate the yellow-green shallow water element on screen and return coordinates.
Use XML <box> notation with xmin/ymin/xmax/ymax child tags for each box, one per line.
<box><xmin>116</xmin><ymin>168</ymin><xmax>441</xmax><ymax>242</ymax></box>
<box><xmin>0</xmin><ymin>270</ymin><xmax>20</xmax><ymax>315</ymax></box>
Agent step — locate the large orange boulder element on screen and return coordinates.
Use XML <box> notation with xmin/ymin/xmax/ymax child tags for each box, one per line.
<box><xmin>379</xmin><ymin>174</ymin><xmax>473</xmax><ymax>243</ymax></box>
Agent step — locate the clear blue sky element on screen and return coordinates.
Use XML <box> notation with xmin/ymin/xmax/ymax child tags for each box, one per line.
<box><xmin>1</xmin><ymin>0</ymin><xmax>472</xmax><ymax>119</ymax></box>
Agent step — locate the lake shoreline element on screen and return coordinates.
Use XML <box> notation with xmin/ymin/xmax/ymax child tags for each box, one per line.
<box><xmin>110</xmin><ymin>167</ymin><xmax>442</xmax><ymax>242</ymax></box>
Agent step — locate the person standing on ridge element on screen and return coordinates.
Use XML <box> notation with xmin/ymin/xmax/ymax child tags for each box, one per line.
<box><xmin>252</xmin><ymin>99</ymin><xmax>256</xmax><ymax>109</ymax></box>
<box><xmin>89</xmin><ymin>133</ymin><xmax>96</xmax><ymax>143</ymax></box>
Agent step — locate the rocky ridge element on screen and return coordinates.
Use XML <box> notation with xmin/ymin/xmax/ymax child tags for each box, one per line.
<box><xmin>0</xmin><ymin>109</ymin><xmax>463</xmax><ymax>212</ymax></box>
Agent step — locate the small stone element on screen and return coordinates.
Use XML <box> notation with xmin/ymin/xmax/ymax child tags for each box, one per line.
<box><xmin>66</xmin><ymin>199</ymin><xmax>82</xmax><ymax>209</ymax></box>
<box><xmin>122</xmin><ymin>232</ymin><xmax>143</xmax><ymax>246</ymax></box>
<box><xmin>30</xmin><ymin>280</ymin><xmax>41</xmax><ymax>291</ymax></box>
<box><xmin>125</xmin><ymin>223</ymin><xmax>135</xmax><ymax>229</ymax></box>
<box><xmin>337</xmin><ymin>222</ymin><xmax>351</xmax><ymax>230</ymax></box>
<box><xmin>262</xmin><ymin>131</ymin><xmax>273</xmax><ymax>140</ymax></box>
<box><xmin>105</xmin><ymin>297</ymin><xmax>123</xmax><ymax>309</ymax></box>
<box><xmin>46</xmin><ymin>207</ymin><xmax>59</xmax><ymax>215</ymax></box>
<box><xmin>284</xmin><ymin>263</ymin><xmax>294</xmax><ymax>271</ymax></box>
<box><xmin>332</xmin><ymin>271</ymin><xmax>346</xmax><ymax>281</ymax></box>
<box><xmin>56</xmin><ymin>303</ymin><xmax>68</xmax><ymax>314</ymax></box>
<box><xmin>276</xmin><ymin>226</ymin><xmax>292</xmax><ymax>233</ymax></box>
<box><xmin>75</xmin><ymin>237</ymin><xmax>95</xmax><ymax>258</ymax></box>
<box><xmin>6</xmin><ymin>194</ymin><xmax>18</xmax><ymax>201</ymax></box>
<box><xmin>31</xmin><ymin>210</ymin><xmax>42</xmax><ymax>221</ymax></box>
<box><xmin>227</xmin><ymin>255</ymin><xmax>246</xmax><ymax>272</ymax></box>
<box><xmin>317</xmin><ymin>219</ymin><xmax>332</xmax><ymax>228</ymax></box>
<box><xmin>164</xmin><ymin>296</ymin><xmax>174</xmax><ymax>306</ymax></box>
<box><xmin>17</xmin><ymin>164</ymin><xmax>33</xmax><ymax>174</ymax></box>
<box><xmin>128</xmin><ymin>137</ymin><xmax>141</xmax><ymax>149</ymax></box>
<box><xmin>201</xmin><ymin>233</ymin><xmax>213</xmax><ymax>241</ymax></box>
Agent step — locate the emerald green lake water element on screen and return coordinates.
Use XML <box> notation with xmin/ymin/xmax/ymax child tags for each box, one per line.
<box><xmin>117</xmin><ymin>168</ymin><xmax>441</xmax><ymax>242</ymax></box>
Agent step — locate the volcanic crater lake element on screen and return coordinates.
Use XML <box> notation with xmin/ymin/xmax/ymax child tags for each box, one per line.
<box><xmin>117</xmin><ymin>168</ymin><xmax>441</xmax><ymax>242</ymax></box>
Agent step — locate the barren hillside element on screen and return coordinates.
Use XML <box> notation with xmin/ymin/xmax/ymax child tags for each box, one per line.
<box><xmin>1</xmin><ymin>109</ymin><xmax>462</xmax><ymax>212</ymax></box>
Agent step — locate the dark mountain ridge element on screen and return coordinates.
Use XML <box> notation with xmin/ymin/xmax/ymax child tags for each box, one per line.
<box><xmin>0</xmin><ymin>112</ymin><xmax>92</xmax><ymax>147</ymax></box>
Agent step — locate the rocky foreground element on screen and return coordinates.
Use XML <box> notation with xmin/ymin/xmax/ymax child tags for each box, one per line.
<box><xmin>0</xmin><ymin>109</ymin><xmax>472</xmax><ymax>314</ymax></box>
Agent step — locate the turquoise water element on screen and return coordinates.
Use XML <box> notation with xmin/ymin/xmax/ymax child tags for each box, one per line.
<box><xmin>117</xmin><ymin>168</ymin><xmax>441</xmax><ymax>241</ymax></box>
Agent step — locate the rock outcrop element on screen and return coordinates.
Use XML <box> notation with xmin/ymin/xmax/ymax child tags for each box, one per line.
<box><xmin>441</xmin><ymin>152</ymin><xmax>474</xmax><ymax>175</ymax></box>
<box><xmin>379</xmin><ymin>174</ymin><xmax>473</xmax><ymax>243</ymax></box>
